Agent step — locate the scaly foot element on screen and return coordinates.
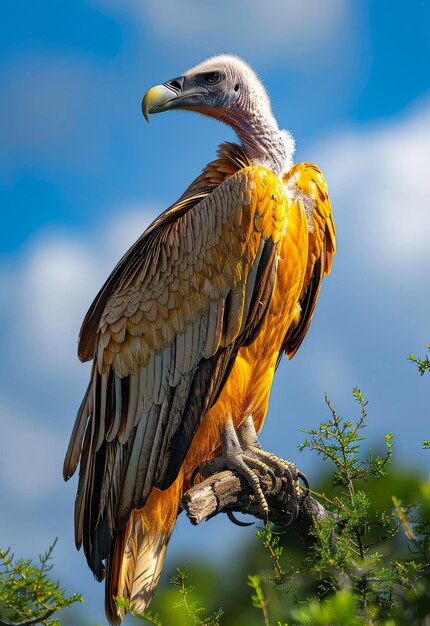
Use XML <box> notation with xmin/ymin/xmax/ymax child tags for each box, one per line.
<box><xmin>237</xmin><ymin>416</ymin><xmax>308</xmax><ymax>527</ymax></box>
<box><xmin>237</xmin><ymin>416</ymin><xmax>301</xmax><ymax>491</ymax></box>
<box><xmin>198</xmin><ymin>417</ymin><xmax>273</xmax><ymax>521</ymax></box>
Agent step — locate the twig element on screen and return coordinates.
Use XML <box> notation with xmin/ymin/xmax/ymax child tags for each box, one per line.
<box><xmin>0</xmin><ymin>609</ymin><xmax>56</xmax><ymax>626</ymax></box>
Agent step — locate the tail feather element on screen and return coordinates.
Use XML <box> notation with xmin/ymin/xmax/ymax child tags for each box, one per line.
<box><xmin>105</xmin><ymin>485</ymin><xmax>180</xmax><ymax>624</ymax></box>
<box><xmin>130</xmin><ymin>526</ymin><xmax>170</xmax><ymax>611</ymax></box>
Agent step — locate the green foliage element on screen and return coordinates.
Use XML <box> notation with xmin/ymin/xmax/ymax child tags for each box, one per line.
<box><xmin>290</xmin><ymin>591</ymin><xmax>363</xmax><ymax>626</ymax></box>
<box><xmin>168</xmin><ymin>569</ymin><xmax>223</xmax><ymax>626</ymax></box>
<box><xmin>408</xmin><ymin>343</ymin><xmax>430</xmax><ymax>376</ymax></box>
<box><xmin>0</xmin><ymin>539</ymin><xmax>82</xmax><ymax>626</ymax></box>
<box><xmin>254</xmin><ymin>529</ymin><xmax>286</xmax><ymax>586</ymax></box>
<box><xmin>129</xmin><ymin>569</ymin><xmax>223</xmax><ymax>626</ymax></box>
<box><xmin>247</xmin><ymin>575</ymin><xmax>270</xmax><ymax>626</ymax></box>
<box><xmin>247</xmin><ymin>389</ymin><xmax>430</xmax><ymax>625</ymax></box>
<box><xmin>299</xmin><ymin>388</ymin><xmax>393</xmax><ymax>484</ymax></box>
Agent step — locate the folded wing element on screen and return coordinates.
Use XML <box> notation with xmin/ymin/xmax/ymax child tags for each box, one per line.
<box><xmin>283</xmin><ymin>162</ymin><xmax>336</xmax><ymax>358</ymax></box>
<box><xmin>63</xmin><ymin>164</ymin><xmax>288</xmax><ymax>579</ymax></box>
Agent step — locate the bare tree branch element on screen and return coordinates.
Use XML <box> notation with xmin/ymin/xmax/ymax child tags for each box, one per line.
<box><xmin>181</xmin><ymin>466</ymin><xmax>330</xmax><ymax>544</ymax></box>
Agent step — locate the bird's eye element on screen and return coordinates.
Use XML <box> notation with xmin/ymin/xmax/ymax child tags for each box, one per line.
<box><xmin>203</xmin><ymin>72</ymin><xmax>221</xmax><ymax>84</ymax></box>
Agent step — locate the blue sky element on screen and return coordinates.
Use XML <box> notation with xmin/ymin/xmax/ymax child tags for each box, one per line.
<box><xmin>1</xmin><ymin>1</ymin><xmax>429</xmax><ymax>624</ymax></box>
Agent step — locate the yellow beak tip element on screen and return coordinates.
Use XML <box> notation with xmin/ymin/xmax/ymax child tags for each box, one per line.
<box><xmin>141</xmin><ymin>84</ymin><xmax>178</xmax><ymax>124</ymax></box>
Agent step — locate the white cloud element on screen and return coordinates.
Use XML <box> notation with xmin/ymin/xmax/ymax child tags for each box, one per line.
<box><xmin>0</xmin><ymin>206</ymin><xmax>157</xmax><ymax>502</ymax></box>
<box><xmin>6</xmin><ymin>208</ymin><xmax>156</xmax><ymax>377</ymax></box>
<box><xmin>263</xmin><ymin>100</ymin><xmax>430</xmax><ymax>471</ymax></box>
<box><xmin>315</xmin><ymin>100</ymin><xmax>430</xmax><ymax>275</ymax></box>
<box><xmin>103</xmin><ymin>206</ymin><xmax>157</xmax><ymax>255</ymax></box>
<box><xmin>16</xmin><ymin>236</ymin><xmax>102</xmax><ymax>371</ymax></box>
<box><xmin>95</xmin><ymin>0</ymin><xmax>351</xmax><ymax>67</ymax></box>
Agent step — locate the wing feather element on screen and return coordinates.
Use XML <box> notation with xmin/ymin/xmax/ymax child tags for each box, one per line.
<box><xmin>95</xmin><ymin>371</ymin><xmax>108</xmax><ymax>451</ymax></box>
<box><xmin>282</xmin><ymin>162</ymin><xmax>336</xmax><ymax>359</ymax></box>
<box><xmin>203</xmin><ymin>298</ymin><xmax>224</xmax><ymax>358</ymax></box>
<box><xmin>105</xmin><ymin>373</ymin><xmax>122</xmax><ymax>442</ymax></box>
<box><xmin>65</xmin><ymin>150</ymin><xmax>291</xmax><ymax>578</ymax></box>
<box><xmin>123</xmin><ymin>374</ymin><xmax>139</xmax><ymax>443</ymax></box>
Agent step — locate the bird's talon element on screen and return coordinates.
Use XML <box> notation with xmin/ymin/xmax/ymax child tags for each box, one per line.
<box><xmin>269</xmin><ymin>501</ymin><xmax>300</xmax><ymax>534</ymax></box>
<box><xmin>227</xmin><ymin>511</ymin><xmax>255</xmax><ymax>527</ymax></box>
<box><xmin>263</xmin><ymin>510</ymin><xmax>270</xmax><ymax>527</ymax></box>
<box><xmin>267</xmin><ymin>467</ymin><xmax>276</xmax><ymax>487</ymax></box>
<box><xmin>297</xmin><ymin>470</ymin><xmax>310</xmax><ymax>497</ymax></box>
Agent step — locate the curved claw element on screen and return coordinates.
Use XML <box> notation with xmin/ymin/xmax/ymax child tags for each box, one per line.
<box><xmin>297</xmin><ymin>470</ymin><xmax>310</xmax><ymax>497</ymax></box>
<box><xmin>227</xmin><ymin>511</ymin><xmax>255</xmax><ymax>527</ymax></box>
<box><xmin>267</xmin><ymin>467</ymin><xmax>277</xmax><ymax>488</ymax></box>
<box><xmin>270</xmin><ymin>503</ymin><xmax>300</xmax><ymax>534</ymax></box>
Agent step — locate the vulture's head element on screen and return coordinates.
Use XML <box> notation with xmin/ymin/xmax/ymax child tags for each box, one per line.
<box><xmin>142</xmin><ymin>55</ymin><xmax>294</xmax><ymax>175</ymax></box>
<box><xmin>142</xmin><ymin>55</ymin><xmax>274</xmax><ymax>126</ymax></box>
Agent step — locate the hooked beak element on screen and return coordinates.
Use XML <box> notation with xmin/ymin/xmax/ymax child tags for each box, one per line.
<box><xmin>141</xmin><ymin>76</ymin><xmax>186</xmax><ymax>122</ymax></box>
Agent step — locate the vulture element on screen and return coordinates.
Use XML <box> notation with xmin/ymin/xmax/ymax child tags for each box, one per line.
<box><xmin>64</xmin><ymin>55</ymin><xmax>336</xmax><ymax>623</ymax></box>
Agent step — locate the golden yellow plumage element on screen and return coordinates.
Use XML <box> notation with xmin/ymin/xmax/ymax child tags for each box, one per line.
<box><xmin>64</xmin><ymin>56</ymin><xmax>336</xmax><ymax>624</ymax></box>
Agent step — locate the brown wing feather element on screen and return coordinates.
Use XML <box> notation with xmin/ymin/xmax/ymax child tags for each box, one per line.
<box><xmin>160</xmin><ymin>236</ymin><xmax>277</xmax><ymax>489</ymax></box>
<box><xmin>78</xmin><ymin>143</ymin><xmax>251</xmax><ymax>364</ymax></box>
<box><xmin>64</xmin><ymin>150</ymin><xmax>286</xmax><ymax>579</ymax></box>
<box><xmin>283</xmin><ymin>238</ymin><xmax>326</xmax><ymax>359</ymax></box>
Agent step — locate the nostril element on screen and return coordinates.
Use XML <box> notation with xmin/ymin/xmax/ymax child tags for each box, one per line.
<box><xmin>169</xmin><ymin>79</ymin><xmax>182</xmax><ymax>91</ymax></box>
<box><xmin>164</xmin><ymin>76</ymin><xmax>185</xmax><ymax>93</ymax></box>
